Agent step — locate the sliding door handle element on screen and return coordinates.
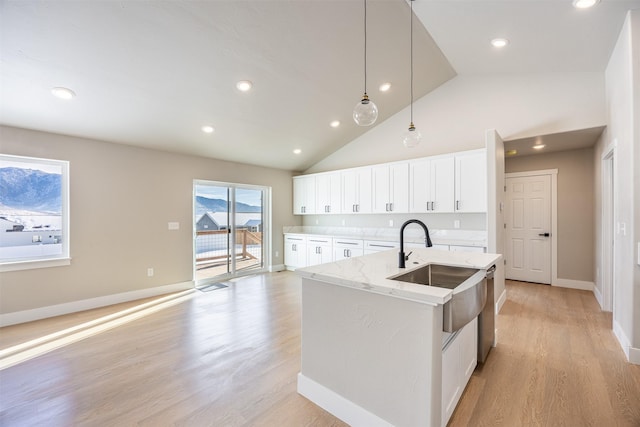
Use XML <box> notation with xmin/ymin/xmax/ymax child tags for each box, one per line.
<box><xmin>538</xmin><ymin>233</ymin><xmax>550</xmax><ymax>237</ymax></box>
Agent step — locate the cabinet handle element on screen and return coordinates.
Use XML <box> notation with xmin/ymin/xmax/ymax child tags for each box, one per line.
<box><xmin>455</xmin><ymin>201</ymin><xmax>460</xmax><ymax>211</ymax></box>
<box><xmin>347</xmin><ymin>249</ymin><xmax>351</xmax><ymax>257</ymax></box>
<box><xmin>353</xmin><ymin>204</ymin><xmax>356</xmax><ymax>212</ymax></box>
<box><xmin>431</xmin><ymin>201</ymin><xmax>435</xmax><ymax>211</ymax></box>
<box><xmin>293</xmin><ymin>244</ymin><xmax>296</xmax><ymax>251</ymax></box>
<box><xmin>389</xmin><ymin>203</ymin><xmax>393</xmax><ymax>212</ymax></box>
<box><xmin>343</xmin><ymin>249</ymin><xmax>347</xmax><ymax>257</ymax></box>
<box><xmin>356</xmin><ymin>204</ymin><xmax>360</xmax><ymax>212</ymax></box>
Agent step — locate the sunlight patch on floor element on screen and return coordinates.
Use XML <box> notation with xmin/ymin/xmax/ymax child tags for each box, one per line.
<box><xmin>0</xmin><ymin>289</ymin><xmax>195</xmax><ymax>370</ymax></box>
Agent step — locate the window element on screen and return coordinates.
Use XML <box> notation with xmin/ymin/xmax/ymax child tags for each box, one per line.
<box><xmin>0</xmin><ymin>154</ymin><xmax>70</xmax><ymax>271</ymax></box>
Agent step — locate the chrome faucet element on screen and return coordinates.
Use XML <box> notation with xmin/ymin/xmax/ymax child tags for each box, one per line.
<box><xmin>398</xmin><ymin>219</ymin><xmax>433</xmax><ymax>268</ymax></box>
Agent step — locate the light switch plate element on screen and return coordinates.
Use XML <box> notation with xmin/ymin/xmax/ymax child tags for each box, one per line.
<box><xmin>168</xmin><ymin>222</ymin><xmax>180</xmax><ymax>230</ymax></box>
<box><xmin>638</xmin><ymin>242</ymin><xmax>640</xmax><ymax>266</ymax></box>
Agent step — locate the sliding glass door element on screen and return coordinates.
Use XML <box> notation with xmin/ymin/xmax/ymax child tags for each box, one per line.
<box><xmin>194</xmin><ymin>180</ymin><xmax>269</xmax><ymax>283</ymax></box>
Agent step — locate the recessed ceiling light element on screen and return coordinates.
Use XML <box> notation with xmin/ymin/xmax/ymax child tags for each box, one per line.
<box><xmin>236</xmin><ymin>80</ymin><xmax>253</xmax><ymax>92</ymax></box>
<box><xmin>505</xmin><ymin>149</ymin><xmax>518</xmax><ymax>156</ymax></box>
<box><xmin>491</xmin><ymin>38</ymin><xmax>509</xmax><ymax>48</ymax></box>
<box><xmin>533</xmin><ymin>144</ymin><xmax>546</xmax><ymax>150</ymax></box>
<box><xmin>573</xmin><ymin>0</ymin><xmax>599</xmax><ymax>9</ymax></box>
<box><xmin>293</xmin><ymin>149</ymin><xmax>302</xmax><ymax>155</ymax></box>
<box><xmin>201</xmin><ymin>125</ymin><xmax>215</xmax><ymax>134</ymax></box>
<box><xmin>379</xmin><ymin>83</ymin><xmax>391</xmax><ymax>92</ymax></box>
<box><xmin>330</xmin><ymin>120</ymin><xmax>340</xmax><ymax>128</ymax></box>
<box><xmin>51</xmin><ymin>87</ymin><xmax>76</xmax><ymax>100</ymax></box>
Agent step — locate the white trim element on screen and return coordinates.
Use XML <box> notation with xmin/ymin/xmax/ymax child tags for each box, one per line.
<box><xmin>297</xmin><ymin>373</ymin><xmax>393</xmax><ymax>427</ymax></box>
<box><xmin>505</xmin><ymin>169</ymin><xmax>558</xmax><ymax>285</ymax></box>
<box><xmin>269</xmin><ymin>264</ymin><xmax>285</xmax><ymax>272</ymax></box>
<box><xmin>629</xmin><ymin>347</ymin><xmax>640</xmax><ymax>365</ymax></box>
<box><xmin>496</xmin><ymin>288</ymin><xmax>507</xmax><ymax>313</ymax></box>
<box><xmin>552</xmin><ymin>278</ymin><xmax>594</xmax><ymax>291</ymax></box>
<box><xmin>600</xmin><ymin>145</ymin><xmax>616</xmax><ymax>312</ymax></box>
<box><xmin>613</xmin><ymin>319</ymin><xmax>631</xmax><ymax>361</ymax></box>
<box><xmin>0</xmin><ymin>281</ymin><xmax>194</xmax><ymax>327</ymax></box>
<box><xmin>593</xmin><ymin>284</ymin><xmax>604</xmax><ymax>308</ymax></box>
<box><xmin>0</xmin><ymin>257</ymin><xmax>71</xmax><ymax>272</ymax></box>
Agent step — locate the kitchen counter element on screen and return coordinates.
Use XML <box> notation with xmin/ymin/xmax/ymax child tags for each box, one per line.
<box><xmin>283</xmin><ymin>225</ymin><xmax>487</xmax><ymax>248</ymax></box>
<box><xmin>297</xmin><ymin>247</ymin><xmax>501</xmax><ymax>305</ymax></box>
<box><xmin>296</xmin><ymin>249</ymin><xmax>502</xmax><ymax>427</ymax></box>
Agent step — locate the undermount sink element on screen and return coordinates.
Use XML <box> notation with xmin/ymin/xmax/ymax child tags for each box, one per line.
<box><xmin>388</xmin><ymin>263</ymin><xmax>487</xmax><ymax>332</ymax></box>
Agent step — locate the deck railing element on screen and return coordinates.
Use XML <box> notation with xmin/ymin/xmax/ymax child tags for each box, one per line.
<box><xmin>195</xmin><ymin>229</ymin><xmax>262</xmax><ymax>265</ymax></box>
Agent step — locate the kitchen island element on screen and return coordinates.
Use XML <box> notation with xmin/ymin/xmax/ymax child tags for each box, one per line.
<box><xmin>296</xmin><ymin>248</ymin><xmax>501</xmax><ymax>427</ymax></box>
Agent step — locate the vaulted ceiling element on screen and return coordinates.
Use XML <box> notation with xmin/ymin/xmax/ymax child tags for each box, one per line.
<box><xmin>1</xmin><ymin>0</ymin><xmax>638</xmax><ymax>171</ymax></box>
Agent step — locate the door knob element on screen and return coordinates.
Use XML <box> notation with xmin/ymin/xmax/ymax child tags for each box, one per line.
<box><xmin>538</xmin><ymin>233</ymin><xmax>550</xmax><ymax>237</ymax></box>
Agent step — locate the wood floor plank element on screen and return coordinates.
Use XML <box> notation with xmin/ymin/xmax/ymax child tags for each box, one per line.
<box><xmin>1</xmin><ymin>275</ymin><xmax>639</xmax><ymax>426</ymax></box>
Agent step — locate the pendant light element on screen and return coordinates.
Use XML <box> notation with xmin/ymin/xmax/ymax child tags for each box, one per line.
<box><xmin>403</xmin><ymin>0</ymin><xmax>422</xmax><ymax>148</ymax></box>
<box><xmin>353</xmin><ymin>0</ymin><xmax>378</xmax><ymax>127</ymax></box>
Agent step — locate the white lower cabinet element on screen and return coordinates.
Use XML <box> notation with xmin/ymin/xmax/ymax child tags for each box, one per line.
<box><xmin>332</xmin><ymin>238</ymin><xmax>364</xmax><ymax>261</ymax></box>
<box><xmin>306</xmin><ymin>236</ymin><xmax>333</xmax><ymax>266</ymax></box>
<box><xmin>442</xmin><ymin>317</ymin><xmax>478</xmax><ymax>427</ymax></box>
<box><xmin>363</xmin><ymin>240</ymin><xmax>398</xmax><ymax>255</ymax></box>
<box><xmin>284</xmin><ymin>235</ymin><xmax>307</xmax><ymax>270</ymax></box>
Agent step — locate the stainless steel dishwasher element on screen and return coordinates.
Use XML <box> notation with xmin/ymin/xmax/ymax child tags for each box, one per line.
<box><xmin>478</xmin><ymin>265</ymin><xmax>496</xmax><ymax>363</ymax></box>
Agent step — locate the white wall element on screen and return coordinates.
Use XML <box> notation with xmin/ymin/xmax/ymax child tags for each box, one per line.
<box><xmin>306</xmin><ymin>72</ymin><xmax>606</xmax><ymax>174</ymax></box>
<box><xmin>596</xmin><ymin>10</ymin><xmax>640</xmax><ymax>363</ymax></box>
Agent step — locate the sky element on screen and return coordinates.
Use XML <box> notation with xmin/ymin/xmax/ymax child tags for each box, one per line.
<box><xmin>195</xmin><ymin>184</ymin><xmax>262</xmax><ymax>207</ymax></box>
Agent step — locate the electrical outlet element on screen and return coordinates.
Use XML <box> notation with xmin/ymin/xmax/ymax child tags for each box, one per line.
<box><xmin>454</xmin><ymin>220</ymin><xmax>460</xmax><ymax>229</ymax></box>
<box><xmin>275</xmin><ymin>251</ymin><xmax>279</xmax><ymax>258</ymax></box>
<box><xmin>389</xmin><ymin>219</ymin><xmax>394</xmax><ymax>227</ymax></box>
<box><xmin>315</xmin><ymin>219</ymin><xmax>319</xmax><ymax>225</ymax></box>
<box><xmin>147</xmin><ymin>268</ymin><xmax>154</xmax><ymax>277</ymax></box>
<box><xmin>341</xmin><ymin>219</ymin><xmax>346</xmax><ymax>226</ymax></box>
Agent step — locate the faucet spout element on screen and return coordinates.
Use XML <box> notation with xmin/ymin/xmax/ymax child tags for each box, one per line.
<box><xmin>398</xmin><ymin>219</ymin><xmax>433</xmax><ymax>268</ymax></box>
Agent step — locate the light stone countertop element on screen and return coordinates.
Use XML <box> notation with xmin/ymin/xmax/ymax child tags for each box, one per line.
<box><xmin>283</xmin><ymin>225</ymin><xmax>487</xmax><ymax>247</ymax></box>
<box><xmin>296</xmin><ymin>248</ymin><xmax>502</xmax><ymax>306</ymax></box>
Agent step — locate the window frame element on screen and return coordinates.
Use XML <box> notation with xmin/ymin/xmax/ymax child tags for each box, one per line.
<box><xmin>0</xmin><ymin>154</ymin><xmax>71</xmax><ymax>272</ymax></box>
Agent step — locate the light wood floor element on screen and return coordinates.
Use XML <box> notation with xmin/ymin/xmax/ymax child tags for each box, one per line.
<box><xmin>1</xmin><ymin>275</ymin><xmax>639</xmax><ymax>426</ymax></box>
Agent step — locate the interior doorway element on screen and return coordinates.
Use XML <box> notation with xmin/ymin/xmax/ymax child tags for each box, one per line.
<box><xmin>193</xmin><ymin>180</ymin><xmax>270</xmax><ymax>284</ymax></box>
<box><xmin>505</xmin><ymin>170</ymin><xmax>556</xmax><ymax>284</ymax></box>
<box><xmin>601</xmin><ymin>147</ymin><xmax>615</xmax><ymax>312</ymax></box>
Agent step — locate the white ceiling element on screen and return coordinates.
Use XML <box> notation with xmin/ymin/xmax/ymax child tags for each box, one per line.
<box><xmin>504</xmin><ymin>125</ymin><xmax>605</xmax><ymax>157</ymax></box>
<box><xmin>1</xmin><ymin>0</ymin><xmax>638</xmax><ymax>171</ymax></box>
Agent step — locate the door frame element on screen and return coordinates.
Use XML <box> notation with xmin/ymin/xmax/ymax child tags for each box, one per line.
<box><xmin>601</xmin><ymin>143</ymin><xmax>616</xmax><ymax>312</ymax></box>
<box><xmin>505</xmin><ymin>169</ymin><xmax>558</xmax><ymax>285</ymax></box>
<box><xmin>193</xmin><ymin>179</ymin><xmax>272</xmax><ymax>285</ymax></box>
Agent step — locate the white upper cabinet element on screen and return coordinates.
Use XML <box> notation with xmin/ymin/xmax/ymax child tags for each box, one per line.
<box><xmin>315</xmin><ymin>172</ymin><xmax>341</xmax><ymax>214</ymax></box>
<box><xmin>372</xmin><ymin>162</ymin><xmax>409</xmax><ymax>213</ymax></box>
<box><xmin>454</xmin><ymin>150</ymin><xmax>487</xmax><ymax>213</ymax></box>
<box><xmin>409</xmin><ymin>155</ymin><xmax>455</xmax><ymax>213</ymax></box>
<box><xmin>293</xmin><ymin>175</ymin><xmax>316</xmax><ymax>215</ymax></box>
<box><xmin>341</xmin><ymin>167</ymin><xmax>372</xmax><ymax>214</ymax></box>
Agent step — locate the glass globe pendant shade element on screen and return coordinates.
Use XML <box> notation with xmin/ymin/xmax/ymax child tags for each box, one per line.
<box><xmin>403</xmin><ymin>122</ymin><xmax>421</xmax><ymax>148</ymax></box>
<box><xmin>353</xmin><ymin>93</ymin><xmax>378</xmax><ymax>126</ymax></box>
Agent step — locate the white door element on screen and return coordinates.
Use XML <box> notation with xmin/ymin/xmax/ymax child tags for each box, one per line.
<box><xmin>505</xmin><ymin>174</ymin><xmax>551</xmax><ymax>284</ymax></box>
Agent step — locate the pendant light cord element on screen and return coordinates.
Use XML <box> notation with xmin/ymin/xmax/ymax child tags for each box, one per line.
<box><xmin>410</xmin><ymin>0</ymin><xmax>414</xmax><ymax>124</ymax></box>
<box><xmin>364</xmin><ymin>0</ymin><xmax>368</xmax><ymax>95</ymax></box>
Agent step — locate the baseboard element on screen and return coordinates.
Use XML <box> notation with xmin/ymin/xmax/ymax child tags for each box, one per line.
<box><xmin>496</xmin><ymin>289</ymin><xmax>507</xmax><ymax>314</ymax></box>
<box><xmin>612</xmin><ymin>321</ymin><xmax>640</xmax><ymax>365</ymax></box>
<box><xmin>0</xmin><ymin>281</ymin><xmax>194</xmax><ymax>327</ymax></box>
<box><xmin>552</xmin><ymin>278</ymin><xmax>594</xmax><ymax>291</ymax></box>
<box><xmin>297</xmin><ymin>373</ymin><xmax>393</xmax><ymax>427</ymax></box>
<box><xmin>593</xmin><ymin>284</ymin><xmax>604</xmax><ymax>309</ymax></box>
<box><xmin>269</xmin><ymin>264</ymin><xmax>286</xmax><ymax>272</ymax></box>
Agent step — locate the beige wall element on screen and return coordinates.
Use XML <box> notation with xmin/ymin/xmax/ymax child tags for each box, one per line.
<box><xmin>0</xmin><ymin>125</ymin><xmax>298</xmax><ymax>315</ymax></box>
<box><xmin>506</xmin><ymin>148</ymin><xmax>595</xmax><ymax>282</ymax></box>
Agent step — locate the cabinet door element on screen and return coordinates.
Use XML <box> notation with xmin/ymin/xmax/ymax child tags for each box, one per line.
<box><xmin>459</xmin><ymin>317</ymin><xmax>478</xmax><ymax>385</ymax></box>
<box><xmin>341</xmin><ymin>169</ymin><xmax>358</xmax><ymax>213</ymax></box>
<box><xmin>356</xmin><ymin>168</ymin><xmax>372</xmax><ymax>213</ymax></box>
<box><xmin>284</xmin><ymin>238</ymin><xmax>307</xmax><ymax>269</ymax></box>
<box><xmin>389</xmin><ymin>163</ymin><xmax>409</xmax><ymax>213</ymax></box>
<box><xmin>307</xmin><ymin>244</ymin><xmax>331</xmax><ymax>266</ymax></box>
<box><xmin>316</xmin><ymin>173</ymin><xmax>341</xmax><ymax>214</ymax></box>
<box><xmin>371</xmin><ymin>165</ymin><xmax>391</xmax><ymax>213</ymax></box>
<box><xmin>431</xmin><ymin>156</ymin><xmax>455</xmax><ymax>212</ymax></box>
<box><xmin>442</xmin><ymin>337</ymin><xmax>461</xmax><ymax>426</ymax></box>
<box><xmin>455</xmin><ymin>151</ymin><xmax>487</xmax><ymax>212</ymax></box>
<box><xmin>293</xmin><ymin>176</ymin><xmax>316</xmax><ymax>215</ymax></box>
<box><xmin>410</xmin><ymin>159</ymin><xmax>430</xmax><ymax>213</ymax></box>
